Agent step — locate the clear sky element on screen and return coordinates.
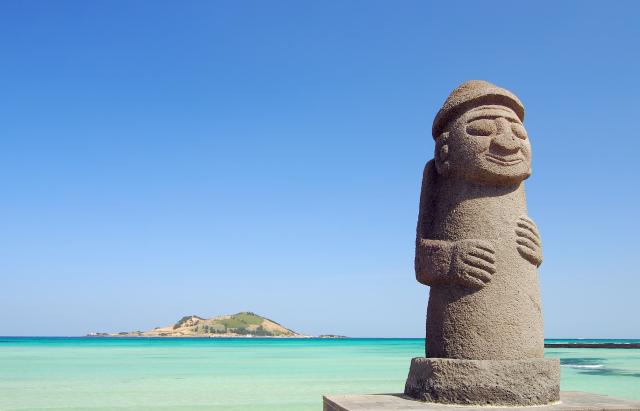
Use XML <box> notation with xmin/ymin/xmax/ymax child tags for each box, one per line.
<box><xmin>1</xmin><ymin>1</ymin><xmax>639</xmax><ymax>338</ymax></box>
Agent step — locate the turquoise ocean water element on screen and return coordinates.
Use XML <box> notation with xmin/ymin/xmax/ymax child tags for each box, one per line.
<box><xmin>0</xmin><ymin>338</ymin><xmax>638</xmax><ymax>410</ymax></box>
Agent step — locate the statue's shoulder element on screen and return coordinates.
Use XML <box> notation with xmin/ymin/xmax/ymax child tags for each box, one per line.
<box><xmin>423</xmin><ymin>159</ymin><xmax>438</xmax><ymax>188</ymax></box>
<box><xmin>419</xmin><ymin>159</ymin><xmax>439</xmax><ymax>213</ymax></box>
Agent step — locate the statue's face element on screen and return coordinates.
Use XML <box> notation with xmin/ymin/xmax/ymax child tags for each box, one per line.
<box><xmin>439</xmin><ymin>105</ymin><xmax>532</xmax><ymax>185</ymax></box>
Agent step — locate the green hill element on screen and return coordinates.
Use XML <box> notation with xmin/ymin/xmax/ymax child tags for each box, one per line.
<box><xmin>97</xmin><ymin>312</ymin><xmax>304</xmax><ymax>338</ymax></box>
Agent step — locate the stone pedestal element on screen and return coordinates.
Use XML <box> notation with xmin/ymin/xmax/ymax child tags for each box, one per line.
<box><xmin>408</xmin><ymin>81</ymin><xmax>560</xmax><ymax>407</ymax></box>
<box><xmin>323</xmin><ymin>392</ymin><xmax>640</xmax><ymax>411</ymax></box>
<box><xmin>404</xmin><ymin>357</ymin><xmax>560</xmax><ymax>406</ymax></box>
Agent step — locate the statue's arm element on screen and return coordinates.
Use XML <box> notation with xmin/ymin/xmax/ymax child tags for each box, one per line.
<box><xmin>414</xmin><ymin>161</ymin><xmax>497</xmax><ymax>289</ymax></box>
<box><xmin>415</xmin><ymin>238</ymin><xmax>454</xmax><ymax>286</ymax></box>
<box><xmin>415</xmin><ymin>161</ymin><xmax>453</xmax><ymax>286</ymax></box>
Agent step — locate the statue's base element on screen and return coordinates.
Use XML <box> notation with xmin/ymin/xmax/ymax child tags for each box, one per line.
<box><xmin>323</xmin><ymin>392</ymin><xmax>640</xmax><ymax>411</ymax></box>
<box><xmin>404</xmin><ymin>357</ymin><xmax>560</xmax><ymax>406</ymax></box>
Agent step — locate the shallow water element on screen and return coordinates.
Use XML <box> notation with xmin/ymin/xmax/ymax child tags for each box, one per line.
<box><xmin>0</xmin><ymin>338</ymin><xmax>638</xmax><ymax>410</ymax></box>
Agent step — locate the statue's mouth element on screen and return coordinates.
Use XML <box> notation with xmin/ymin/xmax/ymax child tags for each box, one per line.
<box><xmin>485</xmin><ymin>153</ymin><xmax>523</xmax><ymax>166</ymax></box>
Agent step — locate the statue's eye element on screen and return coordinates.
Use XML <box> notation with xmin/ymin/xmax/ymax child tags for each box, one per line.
<box><xmin>466</xmin><ymin>119</ymin><xmax>496</xmax><ymax>136</ymax></box>
<box><xmin>511</xmin><ymin>123</ymin><xmax>528</xmax><ymax>140</ymax></box>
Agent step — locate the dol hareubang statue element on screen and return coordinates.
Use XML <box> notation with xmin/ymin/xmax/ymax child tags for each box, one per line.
<box><xmin>404</xmin><ymin>81</ymin><xmax>560</xmax><ymax>405</ymax></box>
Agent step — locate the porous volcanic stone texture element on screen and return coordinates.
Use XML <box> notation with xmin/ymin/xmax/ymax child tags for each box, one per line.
<box><xmin>432</xmin><ymin>80</ymin><xmax>524</xmax><ymax>138</ymax></box>
<box><xmin>409</xmin><ymin>80</ymin><xmax>560</xmax><ymax>404</ymax></box>
<box><xmin>404</xmin><ymin>357</ymin><xmax>560</xmax><ymax>405</ymax></box>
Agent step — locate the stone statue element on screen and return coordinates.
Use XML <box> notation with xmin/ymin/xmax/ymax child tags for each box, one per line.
<box><xmin>404</xmin><ymin>81</ymin><xmax>560</xmax><ymax>405</ymax></box>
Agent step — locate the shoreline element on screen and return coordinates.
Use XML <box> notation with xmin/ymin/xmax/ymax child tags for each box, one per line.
<box><xmin>3</xmin><ymin>336</ymin><xmax>638</xmax><ymax>346</ymax></box>
<box><xmin>545</xmin><ymin>343</ymin><xmax>640</xmax><ymax>349</ymax></box>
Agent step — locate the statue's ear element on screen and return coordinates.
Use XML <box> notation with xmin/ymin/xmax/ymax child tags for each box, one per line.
<box><xmin>434</xmin><ymin>132</ymin><xmax>450</xmax><ymax>176</ymax></box>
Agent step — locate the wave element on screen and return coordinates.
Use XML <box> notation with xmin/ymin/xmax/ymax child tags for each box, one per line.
<box><xmin>562</xmin><ymin>364</ymin><xmax>604</xmax><ymax>369</ymax></box>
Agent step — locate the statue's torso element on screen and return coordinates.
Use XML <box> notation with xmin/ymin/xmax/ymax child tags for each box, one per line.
<box><xmin>427</xmin><ymin>179</ymin><xmax>544</xmax><ymax>360</ymax></box>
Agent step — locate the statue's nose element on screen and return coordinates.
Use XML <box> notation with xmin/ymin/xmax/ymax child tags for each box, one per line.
<box><xmin>492</xmin><ymin>118</ymin><xmax>519</xmax><ymax>151</ymax></box>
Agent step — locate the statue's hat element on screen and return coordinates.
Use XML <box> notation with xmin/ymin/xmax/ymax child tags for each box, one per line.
<box><xmin>432</xmin><ymin>80</ymin><xmax>524</xmax><ymax>138</ymax></box>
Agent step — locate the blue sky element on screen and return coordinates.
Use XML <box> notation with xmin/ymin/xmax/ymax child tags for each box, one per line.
<box><xmin>1</xmin><ymin>1</ymin><xmax>639</xmax><ymax>337</ymax></box>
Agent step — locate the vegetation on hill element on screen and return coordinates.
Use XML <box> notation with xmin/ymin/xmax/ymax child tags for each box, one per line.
<box><xmin>94</xmin><ymin>312</ymin><xmax>303</xmax><ymax>338</ymax></box>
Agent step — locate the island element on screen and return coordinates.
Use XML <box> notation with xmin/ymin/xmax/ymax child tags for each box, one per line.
<box><xmin>87</xmin><ymin>312</ymin><xmax>310</xmax><ymax>338</ymax></box>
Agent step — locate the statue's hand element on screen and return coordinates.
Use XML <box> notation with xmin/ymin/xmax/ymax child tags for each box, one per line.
<box><xmin>450</xmin><ymin>239</ymin><xmax>496</xmax><ymax>289</ymax></box>
<box><xmin>516</xmin><ymin>216</ymin><xmax>543</xmax><ymax>267</ymax></box>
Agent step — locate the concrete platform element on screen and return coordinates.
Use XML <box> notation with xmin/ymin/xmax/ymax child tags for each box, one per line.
<box><xmin>323</xmin><ymin>392</ymin><xmax>640</xmax><ymax>411</ymax></box>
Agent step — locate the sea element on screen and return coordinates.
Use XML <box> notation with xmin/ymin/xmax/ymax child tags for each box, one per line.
<box><xmin>0</xmin><ymin>337</ymin><xmax>638</xmax><ymax>410</ymax></box>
